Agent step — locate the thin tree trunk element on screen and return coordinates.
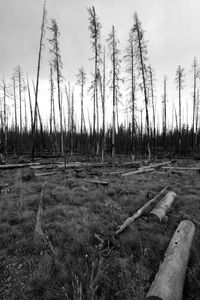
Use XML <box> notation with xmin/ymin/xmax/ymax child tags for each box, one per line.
<box><xmin>3</xmin><ymin>82</ymin><xmax>7</xmax><ymax>162</ymax></box>
<box><xmin>112</xmin><ymin>26</ymin><xmax>116</xmax><ymax>158</ymax></box>
<box><xmin>192</xmin><ymin>58</ymin><xmax>197</xmax><ymax>150</ymax></box>
<box><xmin>149</xmin><ymin>67</ymin><xmax>156</xmax><ymax>155</ymax></box>
<box><xmin>163</xmin><ymin>76</ymin><xmax>167</xmax><ymax>150</ymax></box>
<box><xmin>71</xmin><ymin>90</ymin><xmax>74</xmax><ymax>157</ymax></box>
<box><xmin>13</xmin><ymin>76</ymin><xmax>18</xmax><ymax>153</ymax></box>
<box><xmin>27</xmin><ymin>79</ymin><xmax>33</xmax><ymax>131</ymax></box>
<box><xmin>32</xmin><ymin>0</ymin><xmax>46</xmax><ymax>160</ymax></box>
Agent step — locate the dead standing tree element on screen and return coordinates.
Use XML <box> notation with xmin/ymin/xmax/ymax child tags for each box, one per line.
<box><xmin>175</xmin><ymin>65</ymin><xmax>185</xmax><ymax>152</ymax></box>
<box><xmin>0</xmin><ymin>80</ymin><xmax>8</xmax><ymax>162</ymax></box>
<box><xmin>88</xmin><ymin>6</ymin><xmax>102</xmax><ymax>155</ymax></box>
<box><xmin>27</xmin><ymin>77</ymin><xmax>33</xmax><ymax>132</ymax></box>
<box><xmin>15</xmin><ymin>65</ymin><xmax>24</xmax><ymax>152</ymax></box>
<box><xmin>163</xmin><ymin>76</ymin><xmax>167</xmax><ymax>150</ymax></box>
<box><xmin>98</xmin><ymin>47</ymin><xmax>106</xmax><ymax>162</ymax></box>
<box><xmin>32</xmin><ymin>1</ymin><xmax>47</xmax><ymax>159</ymax></box>
<box><xmin>76</xmin><ymin>66</ymin><xmax>87</xmax><ymax>136</ymax></box>
<box><xmin>11</xmin><ymin>73</ymin><xmax>18</xmax><ymax>153</ymax></box>
<box><xmin>133</xmin><ymin>12</ymin><xmax>151</xmax><ymax>160</ymax></box>
<box><xmin>49</xmin><ymin>18</ymin><xmax>64</xmax><ymax>155</ymax></box>
<box><xmin>124</xmin><ymin>27</ymin><xmax>137</xmax><ymax>156</ymax></box>
<box><xmin>148</xmin><ymin>65</ymin><xmax>156</xmax><ymax>155</ymax></box>
<box><xmin>49</xmin><ymin>62</ymin><xmax>57</xmax><ymax>153</ymax></box>
<box><xmin>107</xmin><ymin>25</ymin><xmax>121</xmax><ymax>158</ymax></box>
<box><xmin>192</xmin><ymin>57</ymin><xmax>200</xmax><ymax>150</ymax></box>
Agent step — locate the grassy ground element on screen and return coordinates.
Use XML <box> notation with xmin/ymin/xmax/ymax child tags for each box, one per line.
<box><xmin>0</xmin><ymin>158</ymin><xmax>200</xmax><ymax>299</ymax></box>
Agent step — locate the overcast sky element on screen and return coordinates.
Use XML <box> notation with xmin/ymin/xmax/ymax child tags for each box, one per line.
<box><xmin>0</xmin><ymin>0</ymin><xmax>199</xmax><ymax>127</ymax></box>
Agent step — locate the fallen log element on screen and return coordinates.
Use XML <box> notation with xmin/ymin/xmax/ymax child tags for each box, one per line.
<box><xmin>35</xmin><ymin>172</ymin><xmax>56</xmax><ymax>177</ymax></box>
<box><xmin>122</xmin><ymin>167</ymin><xmax>154</xmax><ymax>177</ymax></box>
<box><xmin>150</xmin><ymin>191</ymin><xmax>177</xmax><ymax>222</ymax></box>
<box><xmin>103</xmin><ymin>171</ymin><xmax>122</xmax><ymax>176</ymax></box>
<box><xmin>162</xmin><ymin>166</ymin><xmax>200</xmax><ymax>171</ymax></box>
<box><xmin>170</xmin><ymin>170</ymin><xmax>189</xmax><ymax>175</ymax></box>
<box><xmin>148</xmin><ymin>160</ymin><xmax>175</xmax><ymax>169</ymax></box>
<box><xmin>116</xmin><ymin>186</ymin><xmax>168</xmax><ymax>235</ymax></box>
<box><xmin>35</xmin><ymin>183</ymin><xmax>46</xmax><ymax>237</ymax></box>
<box><xmin>118</xmin><ymin>161</ymin><xmax>141</xmax><ymax>168</ymax></box>
<box><xmin>30</xmin><ymin>164</ymin><xmax>54</xmax><ymax>170</ymax></box>
<box><xmin>35</xmin><ymin>183</ymin><xmax>55</xmax><ymax>256</ymax></box>
<box><xmin>0</xmin><ymin>162</ymin><xmax>40</xmax><ymax>170</ymax></box>
<box><xmin>146</xmin><ymin>220</ymin><xmax>195</xmax><ymax>300</ymax></box>
<box><xmin>83</xmin><ymin>179</ymin><xmax>108</xmax><ymax>186</ymax></box>
<box><xmin>57</xmin><ymin>162</ymin><xmax>109</xmax><ymax>169</ymax></box>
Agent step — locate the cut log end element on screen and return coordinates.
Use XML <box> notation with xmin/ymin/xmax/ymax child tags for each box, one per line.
<box><xmin>150</xmin><ymin>191</ymin><xmax>176</xmax><ymax>222</ymax></box>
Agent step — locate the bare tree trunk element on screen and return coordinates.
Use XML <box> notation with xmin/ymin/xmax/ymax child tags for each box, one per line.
<box><xmin>49</xmin><ymin>63</ymin><xmax>53</xmax><ymax>137</ymax></box>
<box><xmin>135</xmin><ymin>16</ymin><xmax>151</xmax><ymax>160</ymax></box>
<box><xmin>24</xmin><ymin>94</ymin><xmax>27</xmax><ymax>132</ymax></box>
<box><xmin>163</xmin><ymin>76</ymin><xmax>167</xmax><ymax>150</ymax></box>
<box><xmin>112</xmin><ymin>26</ymin><xmax>116</xmax><ymax>158</ymax></box>
<box><xmin>102</xmin><ymin>49</ymin><xmax>106</xmax><ymax>161</ymax></box>
<box><xmin>27</xmin><ymin>79</ymin><xmax>33</xmax><ymax>131</ymax></box>
<box><xmin>131</xmin><ymin>42</ymin><xmax>136</xmax><ymax>156</ymax></box>
<box><xmin>81</xmin><ymin>76</ymin><xmax>84</xmax><ymax>136</ymax></box>
<box><xmin>149</xmin><ymin>66</ymin><xmax>156</xmax><ymax>156</ymax></box>
<box><xmin>178</xmin><ymin>70</ymin><xmax>181</xmax><ymax>152</ymax></box>
<box><xmin>195</xmin><ymin>88</ymin><xmax>199</xmax><ymax>148</ymax></box>
<box><xmin>18</xmin><ymin>69</ymin><xmax>22</xmax><ymax>135</ymax></box>
<box><xmin>96</xmin><ymin>84</ymin><xmax>100</xmax><ymax>156</ymax></box>
<box><xmin>71</xmin><ymin>90</ymin><xmax>74</xmax><ymax>157</ymax></box>
<box><xmin>192</xmin><ymin>57</ymin><xmax>197</xmax><ymax>150</ymax></box>
<box><xmin>32</xmin><ymin>0</ymin><xmax>46</xmax><ymax>159</ymax></box>
<box><xmin>56</xmin><ymin>53</ymin><xmax>63</xmax><ymax>155</ymax></box>
<box><xmin>13</xmin><ymin>75</ymin><xmax>18</xmax><ymax>153</ymax></box>
<box><xmin>3</xmin><ymin>81</ymin><xmax>7</xmax><ymax>162</ymax></box>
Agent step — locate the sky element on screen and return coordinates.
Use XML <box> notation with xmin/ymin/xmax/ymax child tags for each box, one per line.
<box><xmin>0</xmin><ymin>0</ymin><xmax>199</xmax><ymax>130</ymax></box>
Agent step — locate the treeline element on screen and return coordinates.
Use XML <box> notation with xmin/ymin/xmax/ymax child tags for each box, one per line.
<box><xmin>4</xmin><ymin>124</ymin><xmax>199</xmax><ymax>158</ymax></box>
<box><xmin>0</xmin><ymin>2</ymin><xmax>200</xmax><ymax>161</ymax></box>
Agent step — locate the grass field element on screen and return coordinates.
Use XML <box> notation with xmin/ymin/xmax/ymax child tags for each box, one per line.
<box><xmin>0</xmin><ymin>158</ymin><xmax>200</xmax><ymax>299</ymax></box>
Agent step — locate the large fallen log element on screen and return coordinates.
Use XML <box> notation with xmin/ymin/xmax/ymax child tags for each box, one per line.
<box><xmin>116</xmin><ymin>186</ymin><xmax>168</xmax><ymax>235</ymax></box>
<box><xmin>0</xmin><ymin>162</ymin><xmax>40</xmax><ymax>170</ymax></box>
<box><xmin>122</xmin><ymin>167</ymin><xmax>154</xmax><ymax>177</ymax></box>
<box><xmin>150</xmin><ymin>191</ymin><xmax>176</xmax><ymax>222</ymax></box>
<box><xmin>146</xmin><ymin>220</ymin><xmax>195</xmax><ymax>300</ymax></box>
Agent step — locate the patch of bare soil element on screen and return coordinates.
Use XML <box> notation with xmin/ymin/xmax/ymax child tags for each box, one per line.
<box><xmin>0</xmin><ymin>158</ymin><xmax>199</xmax><ymax>299</ymax></box>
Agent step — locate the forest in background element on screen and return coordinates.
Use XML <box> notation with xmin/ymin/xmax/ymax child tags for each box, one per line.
<box><xmin>0</xmin><ymin>2</ymin><xmax>200</xmax><ymax>161</ymax></box>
